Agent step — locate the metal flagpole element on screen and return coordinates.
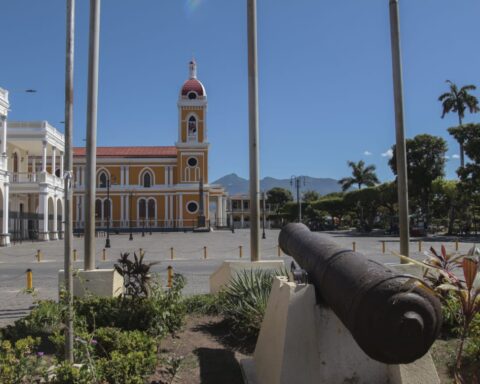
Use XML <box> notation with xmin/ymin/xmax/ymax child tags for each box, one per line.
<box><xmin>247</xmin><ymin>0</ymin><xmax>260</xmax><ymax>261</ymax></box>
<box><xmin>389</xmin><ymin>0</ymin><xmax>410</xmax><ymax>259</ymax></box>
<box><xmin>85</xmin><ymin>0</ymin><xmax>101</xmax><ymax>270</ymax></box>
<box><xmin>63</xmin><ymin>0</ymin><xmax>75</xmax><ymax>362</ymax></box>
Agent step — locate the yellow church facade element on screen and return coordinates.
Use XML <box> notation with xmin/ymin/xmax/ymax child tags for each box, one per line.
<box><xmin>72</xmin><ymin>60</ymin><xmax>227</xmax><ymax>232</ymax></box>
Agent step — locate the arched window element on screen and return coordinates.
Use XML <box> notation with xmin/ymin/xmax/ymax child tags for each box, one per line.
<box><xmin>13</xmin><ymin>152</ymin><xmax>18</xmax><ymax>173</ymax></box>
<box><xmin>139</xmin><ymin>199</ymin><xmax>146</xmax><ymax>220</ymax></box>
<box><xmin>188</xmin><ymin>116</ymin><xmax>197</xmax><ymax>141</ymax></box>
<box><xmin>98</xmin><ymin>171</ymin><xmax>108</xmax><ymax>188</ymax></box>
<box><xmin>104</xmin><ymin>199</ymin><xmax>111</xmax><ymax>221</ymax></box>
<box><xmin>143</xmin><ymin>172</ymin><xmax>152</xmax><ymax>188</ymax></box>
<box><xmin>95</xmin><ymin>199</ymin><xmax>102</xmax><ymax>219</ymax></box>
<box><xmin>147</xmin><ymin>199</ymin><xmax>156</xmax><ymax>220</ymax></box>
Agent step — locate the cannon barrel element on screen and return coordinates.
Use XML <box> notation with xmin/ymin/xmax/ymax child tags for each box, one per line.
<box><xmin>279</xmin><ymin>223</ymin><xmax>442</xmax><ymax>364</ymax></box>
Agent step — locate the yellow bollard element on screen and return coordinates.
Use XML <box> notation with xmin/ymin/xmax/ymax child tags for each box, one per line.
<box><xmin>167</xmin><ymin>266</ymin><xmax>173</xmax><ymax>288</ymax></box>
<box><xmin>382</xmin><ymin>240</ymin><xmax>386</xmax><ymax>254</ymax></box>
<box><xmin>73</xmin><ymin>249</ymin><xmax>77</xmax><ymax>262</ymax></box>
<box><xmin>139</xmin><ymin>248</ymin><xmax>144</xmax><ymax>257</ymax></box>
<box><xmin>278</xmin><ymin>245</ymin><xmax>281</xmax><ymax>257</ymax></box>
<box><xmin>26</xmin><ymin>269</ymin><xmax>33</xmax><ymax>290</ymax></box>
<box><xmin>36</xmin><ymin>249</ymin><xmax>41</xmax><ymax>262</ymax></box>
<box><xmin>455</xmin><ymin>239</ymin><xmax>459</xmax><ymax>251</ymax></box>
<box><xmin>239</xmin><ymin>245</ymin><xmax>243</xmax><ymax>259</ymax></box>
<box><xmin>418</xmin><ymin>241</ymin><xmax>422</xmax><ymax>253</ymax></box>
<box><xmin>352</xmin><ymin>242</ymin><xmax>356</xmax><ymax>252</ymax></box>
<box><xmin>203</xmin><ymin>246</ymin><xmax>207</xmax><ymax>259</ymax></box>
<box><xmin>170</xmin><ymin>247</ymin><xmax>174</xmax><ymax>260</ymax></box>
<box><xmin>103</xmin><ymin>249</ymin><xmax>106</xmax><ymax>261</ymax></box>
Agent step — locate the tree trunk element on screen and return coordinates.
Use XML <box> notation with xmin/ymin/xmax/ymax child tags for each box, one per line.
<box><xmin>447</xmin><ymin>205</ymin><xmax>455</xmax><ymax>235</ymax></box>
<box><xmin>458</xmin><ymin>115</ymin><xmax>464</xmax><ymax>168</ymax></box>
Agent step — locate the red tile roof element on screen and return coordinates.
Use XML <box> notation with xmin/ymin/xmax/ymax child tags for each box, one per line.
<box><xmin>74</xmin><ymin>146</ymin><xmax>177</xmax><ymax>158</ymax></box>
<box><xmin>181</xmin><ymin>79</ymin><xmax>205</xmax><ymax>96</ymax></box>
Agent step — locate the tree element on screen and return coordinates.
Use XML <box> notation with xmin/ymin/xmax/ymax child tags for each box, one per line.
<box><xmin>338</xmin><ymin>160</ymin><xmax>379</xmax><ymax>191</ymax></box>
<box><xmin>431</xmin><ymin>179</ymin><xmax>460</xmax><ymax>235</ymax></box>
<box><xmin>313</xmin><ymin>195</ymin><xmax>350</xmax><ymax>229</ymax></box>
<box><xmin>448</xmin><ymin>123</ymin><xmax>480</xmax><ymax>193</ymax></box>
<box><xmin>302</xmin><ymin>190</ymin><xmax>320</xmax><ymax>203</ymax></box>
<box><xmin>448</xmin><ymin>124</ymin><xmax>480</xmax><ymax>234</ymax></box>
<box><xmin>344</xmin><ymin>187</ymin><xmax>382</xmax><ymax>232</ymax></box>
<box><xmin>439</xmin><ymin>80</ymin><xmax>479</xmax><ymax>167</ymax></box>
<box><xmin>389</xmin><ymin>134</ymin><xmax>447</xmax><ymax>230</ymax></box>
<box><xmin>266</xmin><ymin>187</ymin><xmax>293</xmax><ymax>217</ymax></box>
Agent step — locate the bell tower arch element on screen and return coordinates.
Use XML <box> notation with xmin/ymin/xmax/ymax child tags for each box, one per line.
<box><xmin>176</xmin><ymin>60</ymin><xmax>209</xmax><ymax>184</ymax></box>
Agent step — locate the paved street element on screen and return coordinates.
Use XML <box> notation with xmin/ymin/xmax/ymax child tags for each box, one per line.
<box><xmin>0</xmin><ymin>228</ymin><xmax>477</xmax><ymax>327</ymax></box>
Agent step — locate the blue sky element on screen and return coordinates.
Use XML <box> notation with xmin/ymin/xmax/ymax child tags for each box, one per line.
<box><xmin>1</xmin><ymin>0</ymin><xmax>480</xmax><ymax>183</ymax></box>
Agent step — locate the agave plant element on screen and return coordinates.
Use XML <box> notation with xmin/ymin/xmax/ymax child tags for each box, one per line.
<box><xmin>437</xmin><ymin>256</ymin><xmax>480</xmax><ymax>381</ymax></box>
<box><xmin>114</xmin><ymin>252</ymin><xmax>160</xmax><ymax>298</ymax></box>
<box><xmin>218</xmin><ymin>269</ymin><xmax>279</xmax><ymax>339</ymax></box>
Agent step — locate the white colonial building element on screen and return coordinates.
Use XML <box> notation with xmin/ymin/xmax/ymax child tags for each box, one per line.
<box><xmin>0</xmin><ymin>86</ymin><xmax>65</xmax><ymax>245</ymax></box>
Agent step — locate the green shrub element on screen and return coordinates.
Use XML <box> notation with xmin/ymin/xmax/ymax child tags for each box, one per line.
<box><xmin>2</xmin><ymin>300</ymin><xmax>64</xmax><ymax>350</ymax></box>
<box><xmin>96</xmin><ymin>350</ymin><xmax>156</xmax><ymax>384</ymax></box>
<box><xmin>464</xmin><ymin>314</ymin><xmax>480</xmax><ymax>363</ymax></box>
<box><xmin>74</xmin><ymin>274</ymin><xmax>186</xmax><ymax>337</ymax></box>
<box><xmin>184</xmin><ymin>293</ymin><xmax>220</xmax><ymax>315</ymax></box>
<box><xmin>49</xmin><ymin>361</ymin><xmax>95</xmax><ymax>384</ymax></box>
<box><xmin>93</xmin><ymin>327</ymin><xmax>157</xmax><ymax>358</ymax></box>
<box><xmin>218</xmin><ymin>269</ymin><xmax>277</xmax><ymax>339</ymax></box>
<box><xmin>440</xmin><ymin>293</ymin><xmax>463</xmax><ymax>338</ymax></box>
<box><xmin>0</xmin><ymin>336</ymin><xmax>48</xmax><ymax>383</ymax></box>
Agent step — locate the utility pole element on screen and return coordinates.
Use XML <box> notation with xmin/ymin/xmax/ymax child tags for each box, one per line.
<box><xmin>63</xmin><ymin>0</ymin><xmax>75</xmax><ymax>363</ymax></box>
<box><xmin>389</xmin><ymin>0</ymin><xmax>410</xmax><ymax>259</ymax></box>
<box><xmin>247</xmin><ymin>0</ymin><xmax>260</xmax><ymax>262</ymax></box>
<box><xmin>84</xmin><ymin>0</ymin><xmax>101</xmax><ymax>270</ymax></box>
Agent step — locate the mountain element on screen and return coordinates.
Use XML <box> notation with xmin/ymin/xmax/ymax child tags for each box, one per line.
<box><xmin>212</xmin><ymin>173</ymin><xmax>342</xmax><ymax>196</ymax></box>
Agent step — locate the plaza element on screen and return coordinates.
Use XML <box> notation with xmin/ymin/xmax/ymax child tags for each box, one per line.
<box><xmin>0</xmin><ymin>229</ymin><xmax>474</xmax><ymax>327</ymax></box>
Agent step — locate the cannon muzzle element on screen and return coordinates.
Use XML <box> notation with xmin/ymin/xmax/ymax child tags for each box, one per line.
<box><xmin>279</xmin><ymin>223</ymin><xmax>442</xmax><ymax>364</ymax></box>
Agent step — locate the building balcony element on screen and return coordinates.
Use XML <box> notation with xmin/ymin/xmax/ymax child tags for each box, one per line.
<box><xmin>10</xmin><ymin>171</ymin><xmax>64</xmax><ymax>191</ymax></box>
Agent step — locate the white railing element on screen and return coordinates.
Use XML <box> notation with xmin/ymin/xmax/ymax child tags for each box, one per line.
<box><xmin>10</xmin><ymin>172</ymin><xmax>63</xmax><ymax>188</ymax></box>
<box><xmin>10</xmin><ymin>172</ymin><xmax>38</xmax><ymax>183</ymax></box>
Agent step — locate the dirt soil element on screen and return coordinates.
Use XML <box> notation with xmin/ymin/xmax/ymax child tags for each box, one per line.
<box><xmin>149</xmin><ymin>315</ymin><xmax>479</xmax><ymax>384</ymax></box>
<box><xmin>431</xmin><ymin>339</ymin><xmax>480</xmax><ymax>384</ymax></box>
<box><xmin>150</xmin><ymin>315</ymin><xmax>254</xmax><ymax>384</ymax></box>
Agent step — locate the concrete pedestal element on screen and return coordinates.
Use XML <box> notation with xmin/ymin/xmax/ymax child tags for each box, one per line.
<box><xmin>241</xmin><ymin>277</ymin><xmax>440</xmax><ymax>384</ymax></box>
<box><xmin>38</xmin><ymin>232</ymin><xmax>49</xmax><ymax>241</ymax></box>
<box><xmin>49</xmin><ymin>231</ymin><xmax>59</xmax><ymax>240</ymax></box>
<box><xmin>58</xmin><ymin>269</ymin><xmax>123</xmax><ymax>298</ymax></box>
<box><xmin>0</xmin><ymin>233</ymin><xmax>10</xmax><ymax>246</ymax></box>
<box><xmin>209</xmin><ymin>260</ymin><xmax>285</xmax><ymax>294</ymax></box>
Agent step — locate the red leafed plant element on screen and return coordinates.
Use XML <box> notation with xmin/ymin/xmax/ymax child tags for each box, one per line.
<box><xmin>437</xmin><ymin>256</ymin><xmax>480</xmax><ymax>382</ymax></box>
<box><xmin>422</xmin><ymin>245</ymin><xmax>464</xmax><ymax>289</ymax></box>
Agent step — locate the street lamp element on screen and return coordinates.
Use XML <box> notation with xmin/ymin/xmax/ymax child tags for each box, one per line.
<box><xmin>290</xmin><ymin>176</ymin><xmax>305</xmax><ymax>223</ymax></box>
<box><xmin>129</xmin><ymin>189</ymin><xmax>134</xmax><ymax>241</ymax></box>
<box><xmin>105</xmin><ymin>175</ymin><xmax>116</xmax><ymax>248</ymax></box>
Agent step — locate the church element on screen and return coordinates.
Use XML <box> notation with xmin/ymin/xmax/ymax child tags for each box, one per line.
<box><xmin>72</xmin><ymin>60</ymin><xmax>227</xmax><ymax>232</ymax></box>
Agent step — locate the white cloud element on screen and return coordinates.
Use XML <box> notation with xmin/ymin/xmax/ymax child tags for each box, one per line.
<box><xmin>452</xmin><ymin>154</ymin><xmax>460</xmax><ymax>159</ymax></box>
<box><xmin>364</xmin><ymin>151</ymin><xmax>372</xmax><ymax>156</ymax></box>
<box><xmin>381</xmin><ymin>149</ymin><xmax>393</xmax><ymax>158</ymax></box>
<box><xmin>444</xmin><ymin>155</ymin><xmax>450</xmax><ymax>159</ymax></box>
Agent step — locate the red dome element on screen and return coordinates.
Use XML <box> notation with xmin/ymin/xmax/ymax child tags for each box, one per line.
<box><xmin>181</xmin><ymin>78</ymin><xmax>206</xmax><ymax>97</ymax></box>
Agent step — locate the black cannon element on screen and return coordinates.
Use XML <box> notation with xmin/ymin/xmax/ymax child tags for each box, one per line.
<box><xmin>279</xmin><ymin>223</ymin><xmax>442</xmax><ymax>364</ymax></box>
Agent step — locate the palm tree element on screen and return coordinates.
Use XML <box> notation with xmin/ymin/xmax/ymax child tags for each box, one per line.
<box><xmin>439</xmin><ymin>80</ymin><xmax>479</xmax><ymax>167</ymax></box>
<box><xmin>339</xmin><ymin>160</ymin><xmax>379</xmax><ymax>191</ymax></box>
